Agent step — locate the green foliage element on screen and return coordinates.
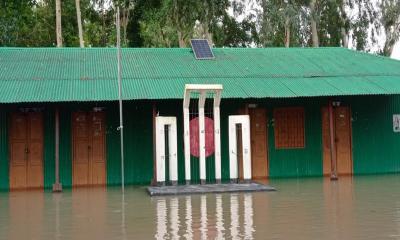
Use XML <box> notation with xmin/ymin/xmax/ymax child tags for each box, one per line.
<box><xmin>0</xmin><ymin>0</ymin><xmax>399</xmax><ymax>52</ymax></box>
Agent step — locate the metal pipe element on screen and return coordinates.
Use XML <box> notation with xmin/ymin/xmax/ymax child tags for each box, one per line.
<box><xmin>53</xmin><ymin>107</ymin><xmax>62</xmax><ymax>192</ymax></box>
<box><xmin>116</xmin><ymin>7</ymin><xmax>125</xmax><ymax>192</ymax></box>
<box><xmin>329</xmin><ymin>101</ymin><xmax>338</xmax><ymax>180</ymax></box>
<box><xmin>152</xmin><ymin>103</ymin><xmax>157</xmax><ymax>186</ymax></box>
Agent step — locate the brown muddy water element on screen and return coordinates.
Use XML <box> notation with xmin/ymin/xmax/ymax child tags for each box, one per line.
<box><xmin>1</xmin><ymin>175</ymin><xmax>400</xmax><ymax>239</ymax></box>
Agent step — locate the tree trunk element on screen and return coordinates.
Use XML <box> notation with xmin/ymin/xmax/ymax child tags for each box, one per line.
<box><xmin>55</xmin><ymin>0</ymin><xmax>62</xmax><ymax>47</ymax></box>
<box><xmin>122</xmin><ymin>7</ymin><xmax>130</xmax><ymax>46</ymax></box>
<box><xmin>383</xmin><ymin>29</ymin><xmax>395</xmax><ymax>57</ymax></box>
<box><xmin>284</xmin><ymin>16</ymin><xmax>290</xmax><ymax>48</ymax></box>
<box><xmin>340</xmin><ymin>2</ymin><xmax>349</xmax><ymax>48</ymax></box>
<box><xmin>203</xmin><ymin>23</ymin><xmax>213</xmax><ymax>46</ymax></box>
<box><xmin>75</xmin><ymin>0</ymin><xmax>84</xmax><ymax>48</ymax></box>
<box><xmin>177</xmin><ymin>31</ymin><xmax>186</xmax><ymax>47</ymax></box>
<box><xmin>310</xmin><ymin>0</ymin><xmax>319</xmax><ymax>47</ymax></box>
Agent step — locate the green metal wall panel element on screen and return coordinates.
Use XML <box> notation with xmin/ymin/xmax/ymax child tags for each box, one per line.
<box><xmin>106</xmin><ymin>101</ymin><xmax>154</xmax><ymax>185</ymax></box>
<box><xmin>267</xmin><ymin>99</ymin><xmax>323</xmax><ymax>178</ymax></box>
<box><xmin>59</xmin><ymin>108</ymin><xmax>72</xmax><ymax>187</ymax></box>
<box><xmin>351</xmin><ymin>96</ymin><xmax>400</xmax><ymax>174</ymax></box>
<box><xmin>0</xmin><ymin>108</ymin><xmax>9</xmax><ymax>190</ymax></box>
<box><xmin>2</xmin><ymin>95</ymin><xmax>400</xmax><ymax>191</ymax></box>
<box><xmin>43</xmin><ymin>107</ymin><xmax>55</xmax><ymax>189</ymax></box>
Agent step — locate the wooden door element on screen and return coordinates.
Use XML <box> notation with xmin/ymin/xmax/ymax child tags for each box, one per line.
<box><xmin>249</xmin><ymin>108</ymin><xmax>269</xmax><ymax>178</ymax></box>
<box><xmin>10</xmin><ymin>112</ymin><xmax>43</xmax><ymax>189</ymax></box>
<box><xmin>335</xmin><ymin>107</ymin><xmax>352</xmax><ymax>175</ymax></box>
<box><xmin>322</xmin><ymin>106</ymin><xmax>352</xmax><ymax>176</ymax></box>
<box><xmin>72</xmin><ymin>111</ymin><xmax>106</xmax><ymax>186</ymax></box>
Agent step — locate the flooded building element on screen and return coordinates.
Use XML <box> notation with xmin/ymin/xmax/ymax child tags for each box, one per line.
<box><xmin>1</xmin><ymin>47</ymin><xmax>400</xmax><ymax>190</ymax></box>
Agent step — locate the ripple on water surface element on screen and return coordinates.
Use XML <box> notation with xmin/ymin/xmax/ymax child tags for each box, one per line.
<box><xmin>1</xmin><ymin>175</ymin><xmax>400</xmax><ymax>239</ymax></box>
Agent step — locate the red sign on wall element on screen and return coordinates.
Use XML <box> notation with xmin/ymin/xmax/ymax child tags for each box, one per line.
<box><xmin>189</xmin><ymin>117</ymin><xmax>215</xmax><ymax>157</ymax></box>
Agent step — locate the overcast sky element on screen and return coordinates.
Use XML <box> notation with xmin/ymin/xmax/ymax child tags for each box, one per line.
<box><xmin>390</xmin><ymin>43</ymin><xmax>400</xmax><ymax>60</ymax></box>
<box><xmin>228</xmin><ymin>0</ymin><xmax>400</xmax><ymax>61</ymax></box>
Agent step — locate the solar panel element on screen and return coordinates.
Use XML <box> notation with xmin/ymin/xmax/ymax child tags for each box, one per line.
<box><xmin>190</xmin><ymin>39</ymin><xmax>215</xmax><ymax>60</ymax></box>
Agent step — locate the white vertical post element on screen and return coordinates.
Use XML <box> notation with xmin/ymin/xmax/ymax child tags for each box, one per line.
<box><xmin>198</xmin><ymin>91</ymin><xmax>207</xmax><ymax>184</ymax></box>
<box><xmin>241</xmin><ymin>116</ymin><xmax>252</xmax><ymax>181</ymax></box>
<box><xmin>213</xmin><ymin>91</ymin><xmax>222</xmax><ymax>183</ymax></box>
<box><xmin>155</xmin><ymin>117</ymin><xmax>166</xmax><ymax>184</ymax></box>
<box><xmin>155</xmin><ymin>117</ymin><xmax>178</xmax><ymax>185</ymax></box>
<box><xmin>183</xmin><ymin>91</ymin><xmax>191</xmax><ymax>184</ymax></box>
<box><xmin>183</xmin><ymin>84</ymin><xmax>223</xmax><ymax>185</ymax></box>
<box><xmin>229</xmin><ymin>118</ymin><xmax>238</xmax><ymax>181</ymax></box>
<box><xmin>229</xmin><ymin>115</ymin><xmax>252</xmax><ymax>182</ymax></box>
<box><xmin>169</xmin><ymin>119</ymin><xmax>178</xmax><ymax>184</ymax></box>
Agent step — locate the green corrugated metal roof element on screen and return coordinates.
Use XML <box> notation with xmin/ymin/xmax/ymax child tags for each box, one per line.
<box><xmin>1</xmin><ymin>47</ymin><xmax>400</xmax><ymax>103</ymax></box>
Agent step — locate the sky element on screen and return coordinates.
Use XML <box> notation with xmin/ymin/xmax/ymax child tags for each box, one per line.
<box><xmin>392</xmin><ymin>43</ymin><xmax>400</xmax><ymax>60</ymax></box>
<box><xmin>228</xmin><ymin>0</ymin><xmax>400</xmax><ymax>61</ymax></box>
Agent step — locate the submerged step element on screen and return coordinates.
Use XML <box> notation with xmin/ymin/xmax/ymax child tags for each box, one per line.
<box><xmin>147</xmin><ymin>182</ymin><xmax>276</xmax><ymax>196</ymax></box>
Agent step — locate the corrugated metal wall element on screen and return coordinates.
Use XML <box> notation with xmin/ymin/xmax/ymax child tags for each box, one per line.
<box><xmin>106</xmin><ymin>101</ymin><xmax>154</xmax><ymax>185</ymax></box>
<box><xmin>59</xmin><ymin>108</ymin><xmax>72</xmax><ymax>187</ymax></box>
<box><xmin>351</xmin><ymin>95</ymin><xmax>400</xmax><ymax>174</ymax></box>
<box><xmin>2</xmin><ymin>95</ymin><xmax>400</xmax><ymax>190</ymax></box>
<box><xmin>0</xmin><ymin>108</ymin><xmax>9</xmax><ymax>190</ymax></box>
<box><xmin>266</xmin><ymin>99</ymin><xmax>323</xmax><ymax>177</ymax></box>
<box><xmin>43</xmin><ymin>107</ymin><xmax>55</xmax><ymax>189</ymax></box>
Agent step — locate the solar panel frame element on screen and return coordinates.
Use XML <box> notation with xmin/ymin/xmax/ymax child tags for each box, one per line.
<box><xmin>190</xmin><ymin>39</ymin><xmax>215</xmax><ymax>60</ymax></box>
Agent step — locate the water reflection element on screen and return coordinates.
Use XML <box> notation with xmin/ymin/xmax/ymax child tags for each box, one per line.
<box><xmin>3</xmin><ymin>176</ymin><xmax>400</xmax><ymax>239</ymax></box>
<box><xmin>184</xmin><ymin>196</ymin><xmax>193</xmax><ymax>239</ymax></box>
<box><xmin>155</xmin><ymin>193</ymin><xmax>255</xmax><ymax>240</ymax></box>
<box><xmin>155</xmin><ymin>198</ymin><xmax>167</xmax><ymax>239</ymax></box>
<box><xmin>215</xmin><ymin>194</ymin><xmax>224</xmax><ymax>239</ymax></box>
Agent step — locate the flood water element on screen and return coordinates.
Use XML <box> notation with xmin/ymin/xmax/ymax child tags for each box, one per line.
<box><xmin>1</xmin><ymin>175</ymin><xmax>400</xmax><ymax>239</ymax></box>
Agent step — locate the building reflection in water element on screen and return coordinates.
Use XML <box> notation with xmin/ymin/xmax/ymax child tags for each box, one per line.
<box><xmin>155</xmin><ymin>193</ymin><xmax>255</xmax><ymax>240</ymax></box>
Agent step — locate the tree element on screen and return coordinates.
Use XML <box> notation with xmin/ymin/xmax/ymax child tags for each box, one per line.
<box><xmin>75</xmin><ymin>0</ymin><xmax>84</xmax><ymax>47</ymax></box>
<box><xmin>56</xmin><ymin>0</ymin><xmax>62</xmax><ymax>47</ymax></box>
<box><xmin>309</xmin><ymin>0</ymin><xmax>319</xmax><ymax>47</ymax></box>
<box><xmin>338</xmin><ymin>0</ymin><xmax>350</xmax><ymax>48</ymax></box>
<box><xmin>380</xmin><ymin>0</ymin><xmax>400</xmax><ymax>56</ymax></box>
<box><xmin>258</xmin><ymin>0</ymin><xmax>306</xmax><ymax>47</ymax></box>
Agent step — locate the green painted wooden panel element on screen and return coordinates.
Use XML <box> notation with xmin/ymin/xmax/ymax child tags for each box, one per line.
<box><xmin>0</xmin><ymin>108</ymin><xmax>9</xmax><ymax>190</ymax></box>
<box><xmin>267</xmin><ymin>99</ymin><xmax>323</xmax><ymax>178</ymax></box>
